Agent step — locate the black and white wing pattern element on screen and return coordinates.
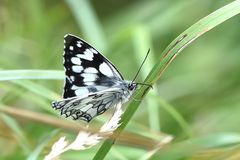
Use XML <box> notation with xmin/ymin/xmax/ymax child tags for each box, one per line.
<box><xmin>62</xmin><ymin>34</ymin><xmax>123</xmax><ymax>98</ymax></box>
<box><xmin>53</xmin><ymin>88</ymin><xmax>125</xmax><ymax>122</ymax></box>
<box><xmin>52</xmin><ymin>34</ymin><xmax>137</xmax><ymax>122</ymax></box>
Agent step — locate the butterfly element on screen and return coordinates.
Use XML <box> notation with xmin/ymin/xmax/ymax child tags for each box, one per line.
<box><xmin>52</xmin><ymin>34</ymin><xmax>148</xmax><ymax>122</ymax></box>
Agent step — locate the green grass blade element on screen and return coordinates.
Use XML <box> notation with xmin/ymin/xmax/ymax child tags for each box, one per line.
<box><xmin>0</xmin><ymin>70</ymin><xmax>64</xmax><ymax>81</ymax></box>
<box><xmin>93</xmin><ymin>1</ymin><xmax>240</xmax><ymax>159</ymax></box>
<box><xmin>13</xmin><ymin>80</ymin><xmax>60</xmax><ymax>101</ymax></box>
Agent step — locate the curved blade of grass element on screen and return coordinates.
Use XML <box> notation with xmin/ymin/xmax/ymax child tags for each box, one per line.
<box><xmin>12</xmin><ymin>80</ymin><xmax>60</xmax><ymax>101</ymax></box>
<box><xmin>0</xmin><ymin>70</ymin><xmax>64</xmax><ymax>81</ymax></box>
<box><xmin>0</xmin><ymin>70</ymin><xmax>63</xmax><ymax>100</ymax></box>
<box><xmin>93</xmin><ymin>1</ymin><xmax>240</xmax><ymax>159</ymax></box>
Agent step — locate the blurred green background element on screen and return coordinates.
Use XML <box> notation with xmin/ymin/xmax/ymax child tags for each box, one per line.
<box><xmin>1</xmin><ymin>0</ymin><xmax>240</xmax><ymax>159</ymax></box>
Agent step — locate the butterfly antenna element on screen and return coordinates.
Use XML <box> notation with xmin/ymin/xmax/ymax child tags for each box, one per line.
<box><xmin>131</xmin><ymin>48</ymin><xmax>150</xmax><ymax>83</ymax></box>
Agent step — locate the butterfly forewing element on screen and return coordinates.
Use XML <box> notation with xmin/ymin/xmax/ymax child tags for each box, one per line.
<box><xmin>63</xmin><ymin>34</ymin><xmax>123</xmax><ymax>99</ymax></box>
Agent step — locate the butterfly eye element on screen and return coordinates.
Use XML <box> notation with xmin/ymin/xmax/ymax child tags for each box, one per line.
<box><xmin>128</xmin><ymin>83</ymin><xmax>137</xmax><ymax>91</ymax></box>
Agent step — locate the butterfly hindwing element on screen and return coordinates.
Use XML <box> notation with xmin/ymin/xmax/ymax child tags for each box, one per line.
<box><xmin>63</xmin><ymin>34</ymin><xmax>123</xmax><ymax>98</ymax></box>
<box><xmin>52</xmin><ymin>88</ymin><xmax>123</xmax><ymax>122</ymax></box>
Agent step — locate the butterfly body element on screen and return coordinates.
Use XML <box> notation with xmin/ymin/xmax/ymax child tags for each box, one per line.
<box><xmin>52</xmin><ymin>34</ymin><xmax>137</xmax><ymax>122</ymax></box>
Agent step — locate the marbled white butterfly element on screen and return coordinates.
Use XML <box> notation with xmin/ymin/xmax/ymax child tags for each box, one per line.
<box><xmin>52</xmin><ymin>34</ymin><xmax>149</xmax><ymax>122</ymax></box>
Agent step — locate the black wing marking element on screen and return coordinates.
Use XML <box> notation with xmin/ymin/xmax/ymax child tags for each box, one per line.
<box><xmin>52</xmin><ymin>88</ymin><xmax>124</xmax><ymax>122</ymax></box>
<box><xmin>63</xmin><ymin>34</ymin><xmax>124</xmax><ymax>98</ymax></box>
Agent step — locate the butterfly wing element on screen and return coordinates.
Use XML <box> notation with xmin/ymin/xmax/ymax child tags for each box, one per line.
<box><xmin>52</xmin><ymin>88</ymin><xmax>124</xmax><ymax>122</ymax></box>
<box><xmin>63</xmin><ymin>34</ymin><xmax>123</xmax><ymax>98</ymax></box>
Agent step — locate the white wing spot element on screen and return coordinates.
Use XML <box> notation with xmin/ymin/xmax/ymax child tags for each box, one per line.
<box><xmin>77</xmin><ymin>41</ymin><xmax>82</xmax><ymax>48</ymax></box>
<box><xmin>72</xmin><ymin>65</ymin><xmax>83</xmax><ymax>73</ymax></box>
<box><xmin>77</xmin><ymin>43</ymin><xmax>82</xmax><ymax>48</ymax></box>
<box><xmin>76</xmin><ymin>49</ymin><xmax>94</xmax><ymax>61</ymax></box>
<box><xmin>84</xmin><ymin>67</ymin><xmax>98</xmax><ymax>74</ymax></box>
<box><xmin>71</xmin><ymin>57</ymin><xmax>82</xmax><ymax>65</ymax></box>
<box><xmin>70</xmin><ymin>76</ymin><xmax>75</xmax><ymax>81</ymax></box>
<box><xmin>69</xmin><ymin>46</ymin><xmax>74</xmax><ymax>51</ymax></box>
<box><xmin>99</xmin><ymin>62</ymin><xmax>114</xmax><ymax>77</ymax></box>
<box><xmin>90</xmin><ymin>48</ymin><xmax>98</xmax><ymax>54</ymax></box>
<box><xmin>75</xmin><ymin>88</ymin><xmax>89</xmax><ymax>96</ymax></box>
<box><xmin>84</xmin><ymin>49</ymin><xmax>93</xmax><ymax>55</ymax></box>
<box><xmin>81</xmin><ymin>73</ymin><xmax>98</xmax><ymax>82</ymax></box>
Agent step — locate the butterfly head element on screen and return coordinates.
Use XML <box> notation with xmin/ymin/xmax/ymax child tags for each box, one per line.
<box><xmin>121</xmin><ymin>80</ymin><xmax>137</xmax><ymax>93</ymax></box>
<box><xmin>127</xmin><ymin>82</ymin><xmax>137</xmax><ymax>91</ymax></box>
